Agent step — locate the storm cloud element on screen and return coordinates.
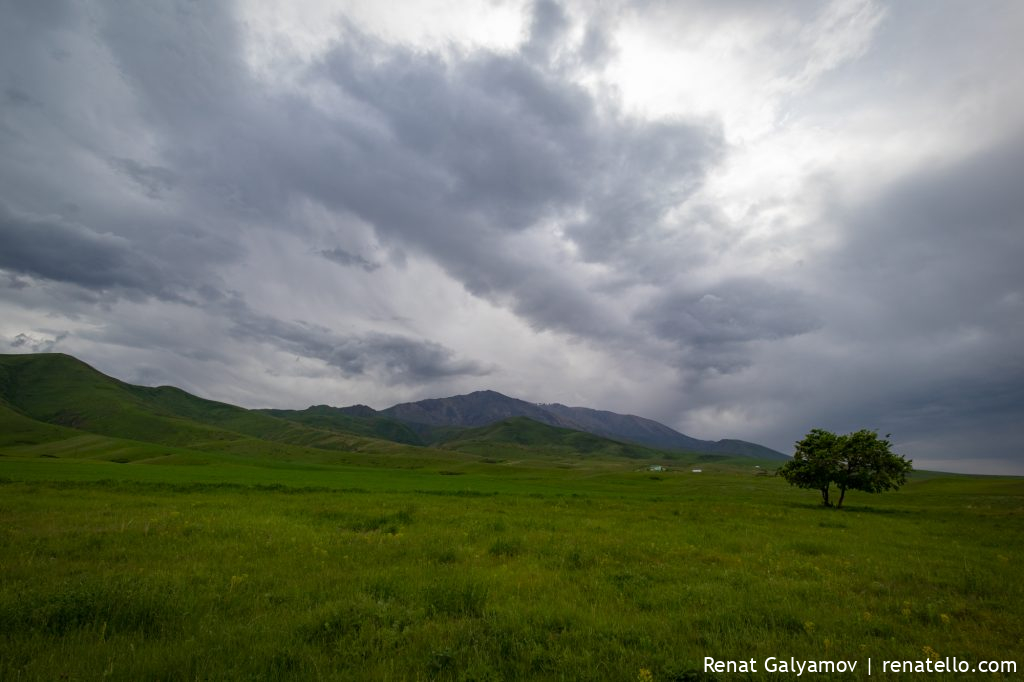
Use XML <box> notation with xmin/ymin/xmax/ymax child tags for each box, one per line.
<box><xmin>1</xmin><ymin>0</ymin><xmax>1022</xmax><ymax>473</ymax></box>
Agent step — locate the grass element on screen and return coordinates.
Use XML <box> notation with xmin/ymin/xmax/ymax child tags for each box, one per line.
<box><xmin>1</xmin><ymin>455</ymin><xmax>1021</xmax><ymax>681</ymax></box>
<box><xmin>1</xmin><ymin>352</ymin><xmax>1021</xmax><ymax>679</ymax></box>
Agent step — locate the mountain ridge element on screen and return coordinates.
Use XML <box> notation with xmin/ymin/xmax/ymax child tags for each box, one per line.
<box><xmin>0</xmin><ymin>352</ymin><xmax>786</xmax><ymax>461</ymax></box>
<box><xmin>357</xmin><ymin>389</ymin><xmax>786</xmax><ymax>459</ymax></box>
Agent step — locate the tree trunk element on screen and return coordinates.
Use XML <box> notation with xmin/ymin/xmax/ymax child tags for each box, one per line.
<box><xmin>836</xmin><ymin>486</ymin><xmax>846</xmax><ymax>509</ymax></box>
<box><xmin>820</xmin><ymin>485</ymin><xmax>831</xmax><ymax>507</ymax></box>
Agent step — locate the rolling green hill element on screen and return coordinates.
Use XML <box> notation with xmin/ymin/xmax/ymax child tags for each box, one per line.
<box><xmin>434</xmin><ymin>416</ymin><xmax>669</xmax><ymax>460</ymax></box>
<box><xmin>0</xmin><ymin>353</ymin><xmax>731</xmax><ymax>469</ymax></box>
<box><xmin>1</xmin><ymin>353</ymin><xmax>236</xmax><ymax>447</ymax></box>
<box><xmin>258</xmin><ymin>405</ymin><xmax>425</xmax><ymax>445</ymax></box>
<box><xmin>0</xmin><ymin>353</ymin><xmax>395</xmax><ymax>455</ymax></box>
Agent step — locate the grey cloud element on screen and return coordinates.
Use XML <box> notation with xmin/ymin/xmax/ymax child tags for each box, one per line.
<box><xmin>0</xmin><ymin>203</ymin><xmax>150</xmax><ymax>292</ymax></box>
<box><xmin>833</xmin><ymin>134</ymin><xmax>1024</xmax><ymax>333</ymax></box>
<box><xmin>5</xmin><ymin>87</ymin><xmax>38</xmax><ymax>107</ymax></box>
<box><xmin>523</xmin><ymin>0</ymin><xmax>571</xmax><ymax>64</ymax></box>
<box><xmin>637</xmin><ymin>279</ymin><xmax>821</xmax><ymax>371</ymax></box>
<box><xmin>4</xmin><ymin>0</ymin><xmax>1020</xmax><ymax>472</ymax></box>
<box><xmin>564</xmin><ymin>119</ymin><xmax>723</xmax><ymax>268</ymax></box>
<box><xmin>50</xmin><ymin>1</ymin><xmax>721</xmax><ymax>348</ymax></box>
<box><xmin>707</xmin><ymin>132</ymin><xmax>1024</xmax><ymax>465</ymax></box>
<box><xmin>225</xmin><ymin>301</ymin><xmax>491</xmax><ymax>384</ymax></box>
<box><xmin>0</xmin><ymin>202</ymin><xmax>224</xmax><ymax>305</ymax></box>
<box><xmin>96</xmin><ymin>2</ymin><xmax>245</xmax><ymax>130</ymax></box>
<box><xmin>578</xmin><ymin>21</ymin><xmax>615</xmax><ymax>67</ymax></box>
<box><xmin>7</xmin><ymin>331</ymin><xmax>68</xmax><ymax>353</ymax></box>
<box><xmin>298</xmin><ymin>25</ymin><xmax>722</xmax><ymax>340</ymax></box>
<box><xmin>317</xmin><ymin>36</ymin><xmax>596</xmax><ymax>230</ymax></box>
<box><xmin>108</xmin><ymin>157</ymin><xmax>178</xmax><ymax>198</ymax></box>
<box><xmin>1</xmin><ymin>273</ymin><xmax>30</xmax><ymax>290</ymax></box>
<box><xmin>65</xmin><ymin>288</ymin><xmax>491</xmax><ymax>386</ymax></box>
<box><xmin>318</xmin><ymin>247</ymin><xmax>380</xmax><ymax>272</ymax></box>
<box><xmin>0</xmin><ymin>0</ymin><xmax>729</xmax><ymax>378</ymax></box>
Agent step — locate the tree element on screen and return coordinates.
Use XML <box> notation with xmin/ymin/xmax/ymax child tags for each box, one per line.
<box><xmin>779</xmin><ymin>429</ymin><xmax>912</xmax><ymax>508</ymax></box>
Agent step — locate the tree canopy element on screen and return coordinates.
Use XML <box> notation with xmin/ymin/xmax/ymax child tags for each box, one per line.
<box><xmin>779</xmin><ymin>429</ymin><xmax>912</xmax><ymax>508</ymax></box>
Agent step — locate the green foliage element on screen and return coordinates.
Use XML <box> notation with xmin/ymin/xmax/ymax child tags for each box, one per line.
<box><xmin>0</xmin><ymin>470</ymin><xmax>1020</xmax><ymax>680</ymax></box>
<box><xmin>780</xmin><ymin>428</ymin><xmax>913</xmax><ymax>507</ymax></box>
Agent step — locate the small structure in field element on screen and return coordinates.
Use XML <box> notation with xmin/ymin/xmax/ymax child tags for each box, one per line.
<box><xmin>691</xmin><ymin>468</ymin><xmax>702</xmax><ymax>473</ymax></box>
<box><xmin>648</xmin><ymin>464</ymin><xmax>666</xmax><ymax>472</ymax></box>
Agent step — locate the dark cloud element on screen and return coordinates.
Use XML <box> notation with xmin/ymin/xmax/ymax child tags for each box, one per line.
<box><xmin>224</xmin><ymin>301</ymin><xmax>491</xmax><ymax>384</ymax></box>
<box><xmin>794</xmin><ymin>132</ymin><xmax>1024</xmax><ymax>465</ymax></box>
<box><xmin>578</xmin><ymin>21</ymin><xmax>615</xmax><ymax>67</ymax></box>
<box><xmin>298</xmin><ymin>25</ymin><xmax>723</xmax><ymax>341</ymax></box>
<box><xmin>1</xmin><ymin>0</ymin><xmax>1022</xmax><ymax>472</ymax></box>
<box><xmin>108</xmin><ymin>157</ymin><xmax>178</xmax><ymax>199</ymax></box>
<box><xmin>831</xmin><ymin>133</ymin><xmax>1024</xmax><ymax>336</ymax></box>
<box><xmin>318</xmin><ymin>247</ymin><xmax>380</xmax><ymax>272</ymax></box>
<box><xmin>638</xmin><ymin>278</ymin><xmax>821</xmax><ymax>371</ymax></box>
<box><xmin>0</xmin><ymin>203</ymin><xmax>151</xmax><ymax>292</ymax></box>
<box><xmin>4</xmin><ymin>87</ymin><xmax>38</xmax><ymax>107</ymax></box>
<box><xmin>97</xmin><ymin>2</ymin><xmax>245</xmax><ymax>130</ymax></box>
<box><xmin>523</xmin><ymin>0</ymin><xmax>572</xmax><ymax>64</ymax></box>
<box><xmin>0</xmin><ymin>203</ymin><xmax>229</xmax><ymax>306</ymax></box>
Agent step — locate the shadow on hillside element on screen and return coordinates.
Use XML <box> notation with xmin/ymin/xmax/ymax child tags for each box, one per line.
<box><xmin>785</xmin><ymin>501</ymin><xmax>917</xmax><ymax>515</ymax></box>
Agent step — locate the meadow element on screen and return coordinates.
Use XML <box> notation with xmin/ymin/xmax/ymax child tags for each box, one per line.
<box><xmin>1</xmin><ymin>455</ymin><xmax>1021</xmax><ymax>680</ymax></box>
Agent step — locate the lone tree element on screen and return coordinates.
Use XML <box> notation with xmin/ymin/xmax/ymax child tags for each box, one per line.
<box><xmin>779</xmin><ymin>429</ymin><xmax>912</xmax><ymax>508</ymax></box>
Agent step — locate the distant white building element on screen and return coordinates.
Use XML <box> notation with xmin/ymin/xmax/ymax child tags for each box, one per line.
<box><xmin>691</xmin><ymin>468</ymin><xmax>702</xmax><ymax>473</ymax></box>
<box><xmin>648</xmin><ymin>465</ymin><xmax>666</xmax><ymax>472</ymax></box>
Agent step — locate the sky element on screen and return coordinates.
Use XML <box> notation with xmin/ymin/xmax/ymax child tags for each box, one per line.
<box><xmin>1</xmin><ymin>0</ymin><xmax>1022</xmax><ymax>474</ymax></box>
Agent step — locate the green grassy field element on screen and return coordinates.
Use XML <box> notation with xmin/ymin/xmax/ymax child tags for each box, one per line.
<box><xmin>1</xmin><ymin>353</ymin><xmax>1021</xmax><ymax>679</ymax></box>
<box><xmin>1</xmin><ymin>453</ymin><xmax>1021</xmax><ymax>681</ymax></box>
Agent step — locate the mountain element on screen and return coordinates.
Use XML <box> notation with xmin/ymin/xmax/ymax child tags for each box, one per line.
<box><xmin>539</xmin><ymin>402</ymin><xmax>709</xmax><ymax>451</ymax></box>
<box><xmin>356</xmin><ymin>390</ymin><xmax>787</xmax><ymax>459</ymax></box>
<box><xmin>434</xmin><ymin>416</ymin><xmax>663</xmax><ymax>460</ymax></box>
<box><xmin>380</xmin><ymin>390</ymin><xmax>574</xmax><ymax>429</ymax></box>
<box><xmin>542</xmin><ymin>404</ymin><xmax>786</xmax><ymax>459</ymax></box>
<box><xmin>0</xmin><ymin>352</ymin><xmax>787</xmax><ymax>462</ymax></box>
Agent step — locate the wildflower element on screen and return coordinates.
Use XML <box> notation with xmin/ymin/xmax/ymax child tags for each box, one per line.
<box><xmin>940</xmin><ymin>613</ymin><xmax>951</xmax><ymax>625</ymax></box>
<box><xmin>803</xmin><ymin>621</ymin><xmax>815</xmax><ymax>635</ymax></box>
<box><xmin>922</xmin><ymin>645</ymin><xmax>940</xmax><ymax>661</ymax></box>
<box><xmin>637</xmin><ymin>668</ymin><xmax>654</xmax><ymax>682</ymax></box>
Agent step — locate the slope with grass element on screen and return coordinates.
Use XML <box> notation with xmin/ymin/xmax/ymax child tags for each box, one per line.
<box><xmin>0</xmin><ymin>353</ymin><xmax>409</xmax><ymax>456</ymax></box>
<box><xmin>0</xmin><ymin>459</ymin><xmax>1020</xmax><ymax>681</ymax></box>
<box><xmin>3</xmin><ymin>353</ymin><xmax>768</xmax><ymax>471</ymax></box>
<box><xmin>434</xmin><ymin>416</ymin><xmax>670</xmax><ymax>461</ymax></box>
<box><xmin>258</xmin><ymin>404</ymin><xmax>425</xmax><ymax>445</ymax></box>
<box><xmin>1</xmin><ymin>355</ymin><xmax>1020</xmax><ymax>680</ymax></box>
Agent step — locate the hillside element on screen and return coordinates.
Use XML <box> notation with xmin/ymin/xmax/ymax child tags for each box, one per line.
<box><xmin>0</xmin><ymin>353</ymin><xmax>386</xmax><ymax>454</ymax></box>
<box><xmin>433</xmin><ymin>416</ymin><xmax>665</xmax><ymax>460</ymax></box>
<box><xmin>257</xmin><ymin>405</ymin><xmax>424</xmax><ymax>445</ymax></box>
<box><xmin>380</xmin><ymin>390</ymin><xmax>575</xmax><ymax>429</ymax></box>
<box><xmin>358</xmin><ymin>390</ymin><xmax>787</xmax><ymax>459</ymax></box>
<box><xmin>540</xmin><ymin>402</ymin><xmax>711</xmax><ymax>451</ymax></box>
<box><xmin>0</xmin><ymin>353</ymin><xmax>787</xmax><ymax>465</ymax></box>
